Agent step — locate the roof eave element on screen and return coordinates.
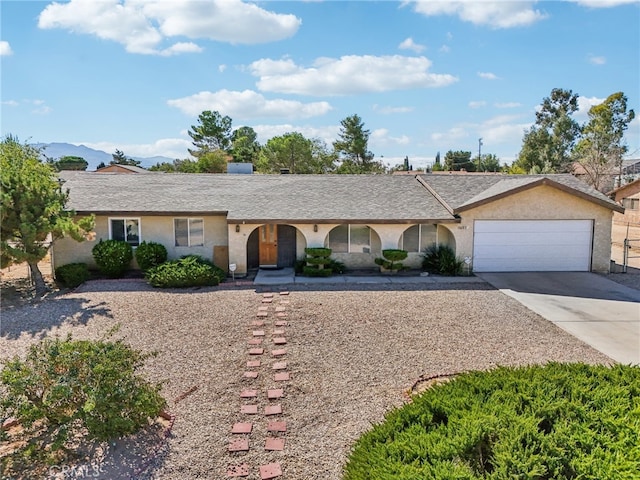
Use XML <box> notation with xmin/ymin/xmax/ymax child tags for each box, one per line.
<box><xmin>453</xmin><ymin>178</ymin><xmax>625</xmax><ymax>214</ymax></box>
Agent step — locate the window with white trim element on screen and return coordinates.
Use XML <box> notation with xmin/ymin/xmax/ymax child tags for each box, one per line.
<box><xmin>400</xmin><ymin>224</ymin><xmax>437</xmax><ymax>252</ymax></box>
<box><xmin>109</xmin><ymin>218</ymin><xmax>140</xmax><ymax>246</ymax></box>
<box><xmin>622</xmin><ymin>198</ymin><xmax>639</xmax><ymax>210</ymax></box>
<box><xmin>174</xmin><ymin>218</ymin><xmax>204</xmax><ymax>246</ymax></box>
<box><xmin>326</xmin><ymin>225</ymin><xmax>371</xmax><ymax>253</ymax></box>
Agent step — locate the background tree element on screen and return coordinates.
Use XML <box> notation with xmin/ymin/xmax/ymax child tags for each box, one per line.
<box><xmin>195</xmin><ymin>149</ymin><xmax>231</xmax><ymax>173</ymax></box>
<box><xmin>0</xmin><ymin>135</ymin><xmax>95</xmax><ymax>297</ymax></box>
<box><xmin>53</xmin><ymin>155</ymin><xmax>88</xmax><ymax>171</ymax></box>
<box><xmin>573</xmin><ymin>92</ymin><xmax>635</xmax><ymax>191</ymax></box>
<box><xmin>230</xmin><ymin>126</ymin><xmax>261</xmax><ymax>163</ymax></box>
<box><xmin>96</xmin><ymin>161</ymin><xmax>106</xmax><ymax>169</ymax></box>
<box><xmin>443</xmin><ymin>150</ymin><xmax>475</xmax><ymax>171</ymax></box>
<box><xmin>111</xmin><ymin>148</ymin><xmax>141</xmax><ymax>166</ymax></box>
<box><xmin>188</xmin><ymin>110</ymin><xmax>233</xmax><ymax>157</ymax></box>
<box><xmin>257</xmin><ymin>132</ymin><xmax>335</xmax><ymax>174</ymax></box>
<box><xmin>432</xmin><ymin>151</ymin><xmax>443</xmax><ymax>171</ymax></box>
<box><xmin>514</xmin><ymin>88</ymin><xmax>580</xmax><ymax>173</ymax></box>
<box><xmin>334</xmin><ymin>114</ymin><xmax>385</xmax><ymax>173</ymax></box>
<box><xmin>475</xmin><ymin>153</ymin><xmax>501</xmax><ymax>172</ymax></box>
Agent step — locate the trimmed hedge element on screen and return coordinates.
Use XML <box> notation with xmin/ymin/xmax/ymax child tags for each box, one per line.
<box><xmin>145</xmin><ymin>255</ymin><xmax>225</xmax><ymax>288</ymax></box>
<box><xmin>92</xmin><ymin>239</ymin><xmax>133</xmax><ymax>278</ymax></box>
<box><xmin>375</xmin><ymin>248</ymin><xmax>408</xmax><ymax>271</ymax></box>
<box><xmin>135</xmin><ymin>241</ymin><xmax>167</xmax><ymax>272</ymax></box>
<box><xmin>344</xmin><ymin>363</ymin><xmax>640</xmax><ymax>479</ymax></box>
<box><xmin>54</xmin><ymin>262</ymin><xmax>90</xmax><ymax>288</ymax></box>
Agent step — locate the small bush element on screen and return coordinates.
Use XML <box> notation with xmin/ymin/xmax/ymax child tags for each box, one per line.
<box><xmin>92</xmin><ymin>239</ymin><xmax>133</xmax><ymax>278</ymax></box>
<box><xmin>54</xmin><ymin>262</ymin><xmax>90</xmax><ymax>288</ymax></box>
<box><xmin>302</xmin><ymin>247</ymin><xmax>334</xmax><ymax>276</ymax></box>
<box><xmin>180</xmin><ymin>255</ymin><xmax>226</xmax><ymax>283</ymax></box>
<box><xmin>135</xmin><ymin>241</ymin><xmax>167</xmax><ymax>272</ymax></box>
<box><xmin>0</xmin><ymin>332</ymin><xmax>165</xmax><ymax>475</ymax></box>
<box><xmin>344</xmin><ymin>363</ymin><xmax>640</xmax><ymax>480</ymax></box>
<box><xmin>146</xmin><ymin>255</ymin><xmax>222</xmax><ymax>288</ymax></box>
<box><xmin>328</xmin><ymin>258</ymin><xmax>346</xmax><ymax>274</ymax></box>
<box><xmin>421</xmin><ymin>244</ymin><xmax>463</xmax><ymax>275</ymax></box>
<box><xmin>375</xmin><ymin>249</ymin><xmax>408</xmax><ymax>271</ymax></box>
<box><xmin>303</xmin><ymin>265</ymin><xmax>333</xmax><ymax>276</ymax></box>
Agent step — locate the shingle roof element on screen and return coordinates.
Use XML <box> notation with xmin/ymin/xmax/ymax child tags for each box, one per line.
<box><xmin>59</xmin><ymin>172</ymin><xmax>456</xmax><ymax>223</ymax></box>
<box><xmin>418</xmin><ymin>173</ymin><xmax>623</xmax><ymax>213</ymax></box>
<box><xmin>59</xmin><ymin>171</ymin><xmax>623</xmax><ymax>223</ymax></box>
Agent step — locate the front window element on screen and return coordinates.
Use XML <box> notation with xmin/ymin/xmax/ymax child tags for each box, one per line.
<box><xmin>327</xmin><ymin>225</ymin><xmax>372</xmax><ymax>253</ymax></box>
<box><xmin>174</xmin><ymin>218</ymin><xmax>204</xmax><ymax>246</ymax></box>
<box><xmin>110</xmin><ymin>218</ymin><xmax>140</xmax><ymax>246</ymax></box>
<box><xmin>401</xmin><ymin>224</ymin><xmax>437</xmax><ymax>252</ymax></box>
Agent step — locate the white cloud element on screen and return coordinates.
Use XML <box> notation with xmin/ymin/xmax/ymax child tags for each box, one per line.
<box><xmin>478</xmin><ymin>71</ymin><xmax>499</xmax><ymax>80</ymax></box>
<box><xmin>218</xmin><ymin>64</ymin><xmax>227</xmax><ymax>73</ymax></box>
<box><xmin>82</xmin><ymin>138</ymin><xmax>192</xmax><ymax>160</ymax></box>
<box><xmin>575</xmin><ymin>95</ymin><xmax>606</xmax><ymax>120</ymax></box>
<box><xmin>167</xmin><ymin>89</ymin><xmax>332</xmax><ymax>119</ymax></box>
<box><xmin>431</xmin><ymin>126</ymin><xmax>469</xmax><ymax>142</ymax></box>
<box><xmin>250</xmin><ymin>55</ymin><xmax>458</xmax><ymax>96</ymax></box>
<box><xmin>38</xmin><ymin>0</ymin><xmax>300</xmax><ymax>55</ymax></box>
<box><xmin>588</xmin><ymin>54</ymin><xmax>606</xmax><ymax>65</ymax></box>
<box><xmin>2</xmin><ymin>100</ymin><xmax>19</xmax><ymax>107</ymax></box>
<box><xmin>469</xmin><ymin>100</ymin><xmax>487</xmax><ymax>109</ymax></box>
<box><xmin>572</xmin><ymin>0</ymin><xmax>639</xmax><ymax>7</ymax></box>
<box><xmin>495</xmin><ymin>102</ymin><xmax>522</xmax><ymax>108</ymax></box>
<box><xmin>398</xmin><ymin>37</ymin><xmax>426</xmax><ymax>53</ymax></box>
<box><xmin>411</xmin><ymin>1</ymin><xmax>548</xmax><ymax>28</ymax></box>
<box><xmin>371</xmin><ymin>128</ymin><xmax>411</xmax><ymax>147</ymax></box>
<box><xmin>0</xmin><ymin>40</ymin><xmax>13</xmax><ymax>56</ymax></box>
<box><xmin>159</xmin><ymin>42</ymin><xmax>203</xmax><ymax>56</ymax></box>
<box><xmin>373</xmin><ymin>104</ymin><xmax>415</xmax><ymax>114</ymax></box>
<box><xmin>439</xmin><ymin>44</ymin><xmax>451</xmax><ymax>53</ymax></box>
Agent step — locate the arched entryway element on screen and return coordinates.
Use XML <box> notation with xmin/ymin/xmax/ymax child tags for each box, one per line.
<box><xmin>247</xmin><ymin>224</ymin><xmax>299</xmax><ymax>269</ymax></box>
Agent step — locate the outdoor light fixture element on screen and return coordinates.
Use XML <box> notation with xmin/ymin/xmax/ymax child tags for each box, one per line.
<box><xmin>236</xmin><ymin>225</ymin><xmax>240</xmax><ymax>233</ymax></box>
<box><xmin>313</xmin><ymin>224</ymin><xmax>318</xmax><ymax>232</ymax></box>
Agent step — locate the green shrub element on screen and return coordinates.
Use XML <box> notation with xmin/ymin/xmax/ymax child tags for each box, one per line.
<box><xmin>146</xmin><ymin>255</ymin><xmax>222</xmax><ymax>288</ymax></box>
<box><xmin>92</xmin><ymin>239</ymin><xmax>133</xmax><ymax>278</ymax></box>
<box><xmin>344</xmin><ymin>363</ymin><xmax>640</xmax><ymax>480</ymax></box>
<box><xmin>134</xmin><ymin>241</ymin><xmax>167</xmax><ymax>272</ymax></box>
<box><xmin>328</xmin><ymin>258</ymin><xmax>346</xmax><ymax>274</ymax></box>
<box><xmin>0</xmin><ymin>332</ymin><xmax>165</xmax><ymax>474</ymax></box>
<box><xmin>54</xmin><ymin>262</ymin><xmax>90</xmax><ymax>288</ymax></box>
<box><xmin>375</xmin><ymin>248</ymin><xmax>408</xmax><ymax>271</ymax></box>
<box><xmin>302</xmin><ymin>247</ymin><xmax>334</xmax><ymax>276</ymax></box>
<box><xmin>421</xmin><ymin>244</ymin><xmax>463</xmax><ymax>275</ymax></box>
<box><xmin>180</xmin><ymin>255</ymin><xmax>226</xmax><ymax>283</ymax></box>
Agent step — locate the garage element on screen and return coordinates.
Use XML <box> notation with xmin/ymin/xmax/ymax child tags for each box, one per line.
<box><xmin>473</xmin><ymin>220</ymin><xmax>593</xmax><ymax>272</ymax></box>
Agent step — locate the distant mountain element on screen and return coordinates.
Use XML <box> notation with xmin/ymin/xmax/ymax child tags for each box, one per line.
<box><xmin>35</xmin><ymin>143</ymin><xmax>174</xmax><ymax>171</ymax></box>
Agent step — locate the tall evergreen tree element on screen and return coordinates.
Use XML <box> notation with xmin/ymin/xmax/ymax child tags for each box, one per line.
<box><xmin>1</xmin><ymin>136</ymin><xmax>95</xmax><ymax>297</ymax></box>
<box><xmin>188</xmin><ymin>110</ymin><xmax>233</xmax><ymax>157</ymax></box>
<box><xmin>333</xmin><ymin>114</ymin><xmax>384</xmax><ymax>173</ymax></box>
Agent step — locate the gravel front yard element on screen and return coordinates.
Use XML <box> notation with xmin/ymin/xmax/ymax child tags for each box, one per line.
<box><xmin>0</xmin><ymin>279</ymin><xmax>612</xmax><ymax>479</ymax></box>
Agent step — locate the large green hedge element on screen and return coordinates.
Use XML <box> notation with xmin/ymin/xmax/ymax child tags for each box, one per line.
<box><xmin>145</xmin><ymin>255</ymin><xmax>225</xmax><ymax>288</ymax></box>
<box><xmin>344</xmin><ymin>363</ymin><xmax>640</xmax><ymax>479</ymax></box>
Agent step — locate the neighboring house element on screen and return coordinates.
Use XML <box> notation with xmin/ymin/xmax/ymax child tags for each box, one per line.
<box><xmin>95</xmin><ymin>164</ymin><xmax>149</xmax><ymax>174</ymax></box>
<box><xmin>52</xmin><ymin>172</ymin><xmax>623</xmax><ymax>275</ymax></box>
<box><xmin>609</xmin><ymin>178</ymin><xmax>640</xmax><ymax>226</ymax></box>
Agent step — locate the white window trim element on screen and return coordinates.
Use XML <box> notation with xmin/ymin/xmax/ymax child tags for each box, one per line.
<box><xmin>174</xmin><ymin>218</ymin><xmax>204</xmax><ymax>247</ymax></box>
<box><xmin>108</xmin><ymin>217</ymin><xmax>141</xmax><ymax>246</ymax></box>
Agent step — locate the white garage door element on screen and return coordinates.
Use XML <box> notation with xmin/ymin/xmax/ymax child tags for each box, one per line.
<box><xmin>473</xmin><ymin>220</ymin><xmax>593</xmax><ymax>272</ymax></box>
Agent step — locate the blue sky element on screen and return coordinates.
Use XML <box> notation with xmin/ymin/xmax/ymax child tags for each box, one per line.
<box><xmin>1</xmin><ymin>0</ymin><xmax>639</xmax><ymax>169</ymax></box>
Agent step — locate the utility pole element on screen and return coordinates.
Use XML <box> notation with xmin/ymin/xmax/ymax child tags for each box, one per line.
<box><xmin>478</xmin><ymin>138</ymin><xmax>483</xmax><ymax>171</ymax></box>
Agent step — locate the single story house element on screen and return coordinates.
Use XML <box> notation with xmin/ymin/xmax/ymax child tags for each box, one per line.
<box><xmin>52</xmin><ymin>172</ymin><xmax>623</xmax><ymax>275</ymax></box>
<box><xmin>609</xmin><ymin>178</ymin><xmax>640</xmax><ymax>226</ymax></box>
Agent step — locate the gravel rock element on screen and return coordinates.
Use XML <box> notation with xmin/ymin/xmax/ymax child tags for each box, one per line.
<box><xmin>0</xmin><ymin>279</ymin><xmax>612</xmax><ymax>479</ymax></box>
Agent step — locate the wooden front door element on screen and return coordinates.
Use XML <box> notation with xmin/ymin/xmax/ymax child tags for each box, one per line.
<box><xmin>259</xmin><ymin>224</ymin><xmax>278</xmax><ymax>267</ymax></box>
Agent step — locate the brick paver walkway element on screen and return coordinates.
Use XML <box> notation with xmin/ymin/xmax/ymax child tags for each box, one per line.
<box><xmin>227</xmin><ymin>291</ymin><xmax>290</xmax><ymax>478</ymax></box>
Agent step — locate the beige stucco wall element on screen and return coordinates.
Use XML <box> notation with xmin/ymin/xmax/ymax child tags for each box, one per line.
<box><xmin>448</xmin><ymin>185</ymin><xmax>614</xmax><ymax>273</ymax></box>
<box><xmin>52</xmin><ymin>214</ymin><xmax>228</xmax><ymax>271</ymax></box>
<box><xmin>230</xmin><ymin>223</ymin><xmax>436</xmax><ymax>273</ymax></box>
<box><xmin>613</xmin><ymin>183</ymin><xmax>640</xmax><ymax>225</ymax></box>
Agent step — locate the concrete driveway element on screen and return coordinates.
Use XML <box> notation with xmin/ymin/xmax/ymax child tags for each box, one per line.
<box><xmin>478</xmin><ymin>272</ymin><xmax>640</xmax><ymax>365</ymax></box>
